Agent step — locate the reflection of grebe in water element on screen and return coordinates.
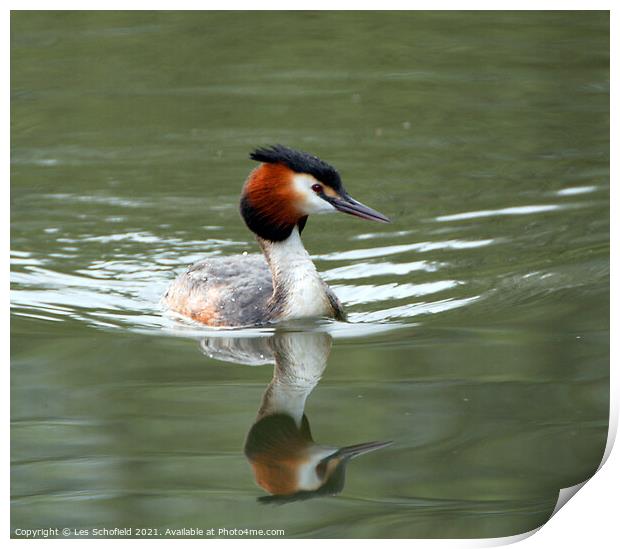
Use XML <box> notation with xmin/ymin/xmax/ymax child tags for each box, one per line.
<box><xmin>164</xmin><ymin>145</ymin><xmax>390</xmax><ymax>327</ymax></box>
<box><xmin>201</xmin><ymin>331</ymin><xmax>391</xmax><ymax>503</ymax></box>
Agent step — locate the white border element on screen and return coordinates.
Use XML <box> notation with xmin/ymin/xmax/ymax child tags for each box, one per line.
<box><xmin>5</xmin><ymin>3</ymin><xmax>614</xmax><ymax>547</ymax></box>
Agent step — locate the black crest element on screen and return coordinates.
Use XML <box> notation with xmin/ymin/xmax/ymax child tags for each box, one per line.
<box><xmin>250</xmin><ymin>144</ymin><xmax>343</xmax><ymax>191</ymax></box>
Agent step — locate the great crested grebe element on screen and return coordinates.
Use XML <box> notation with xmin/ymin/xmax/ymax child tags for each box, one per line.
<box><xmin>163</xmin><ymin>145</ymin><xmax>390</xmax><ymax>327</ymax></box>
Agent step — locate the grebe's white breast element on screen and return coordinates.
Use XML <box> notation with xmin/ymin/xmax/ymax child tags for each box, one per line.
<box><xmin>260</xmin><ymin>227</ymin><xmax>336</xmax><ymax>321</ymax></box>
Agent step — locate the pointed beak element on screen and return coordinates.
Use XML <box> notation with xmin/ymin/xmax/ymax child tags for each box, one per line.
<box><xmin>330</xmin><ymin>440</ymin><xmax>393</xmax><ymax>461</ymax></box>
<box><xmin>326</xmin><ymin>194</ymin><xmax>391</xmax><ymax>223</ymax></box>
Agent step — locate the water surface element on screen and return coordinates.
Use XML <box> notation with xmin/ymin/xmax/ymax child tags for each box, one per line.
<box><xmin>11</xmin><ymin>11</ymin><xmax>609</xmax><ymax>538</ymax></box>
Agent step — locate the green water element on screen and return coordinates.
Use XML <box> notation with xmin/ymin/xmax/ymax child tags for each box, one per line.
<box><xmin>11</xmin><ymin>11</ymin><xmax>609</xmax><ymax>538</ymax></box>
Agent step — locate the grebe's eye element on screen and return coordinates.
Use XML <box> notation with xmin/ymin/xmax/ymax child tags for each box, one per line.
<box><xmin>311</xmin><ymin>183</ymin><xmax>322</xmax><ymax>194</ymax></box>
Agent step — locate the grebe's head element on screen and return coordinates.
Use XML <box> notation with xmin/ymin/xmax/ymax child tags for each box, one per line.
<box><xmin>240</xmin><ymin>144</ymin><xmax>390</xmax><ymax>242</ymax></box>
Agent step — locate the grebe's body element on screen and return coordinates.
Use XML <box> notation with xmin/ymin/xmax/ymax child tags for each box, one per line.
<box><xmin>163</xmin><ymin>145</ymin><xmax>389</xmax><ymax>327</ymax></box>
<box><xmin>164</xmin><ymin>228</ymin><xmax>343</xmax><ymax>326</ymax></box>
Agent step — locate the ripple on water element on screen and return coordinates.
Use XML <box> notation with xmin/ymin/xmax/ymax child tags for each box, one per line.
<box><xmin>349</xmin><ymin>296</ymin><xmax>482</xmax><ymax>323</ymax></box>
<box><xmin>10</xmin><ymin>227</ymin><xmax>485</xmax><ymax>338</ymax></box>
<box><xmin>333</xmin><ymin>280</ymin><xmax>462</xmax><ymax>305</ymax></box>
<box><xmin>434</xmin><ymin>204</ymin><xmax>566</xmax><ymax>222</ymax></box>
<box><xmin>555</xmin><ymin>185</ymin><xmax>599</xmax><ymax>196</ymax></box>
<box><xmin>314</xmin><ymin>238</ymin><xmax>496</xmax><ymax>261</ymax></box>
<box><xmin>322</xmin><ymin>260</ymin><xmax>444</xmax><ymax>281</ymax></box>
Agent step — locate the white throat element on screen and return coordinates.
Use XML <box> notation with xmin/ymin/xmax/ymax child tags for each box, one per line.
<box><xmin>260</xmin><ymin>227</ymin><xmax>332</xmax><ymax>320</ymax></box>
